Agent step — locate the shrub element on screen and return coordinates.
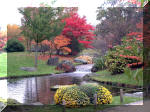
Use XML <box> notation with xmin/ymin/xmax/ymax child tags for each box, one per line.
<box><xmin>79</xmin><ymin>84</ymin><xmax>112</xmax><ymax>104</ymax></box>
<box><xmin>96</xmin><ymin>86</ymin><xmax>112</xmax><ymax>104</ymax></box>
<box><xmin>105</xmin><ymin>52</ymin><xmax>126</xmax><ymax>74</ymax></box>
<box><xmin>93</xmin><ymin>56</ymin><xmax>106</xmax><ymax>71</ymax></box>
<box><xmin>105</xmin><ymin>35</ymin><xmax>143</xmax><ymax>75</ymax></box>
<box><xmin>0</xmin><ymin>98</ymin><xmax>20</xmax><ymax>106</ymax></box>
<box><xmin>7</xmin><ymin>98</ymin><xmax>21</xmax><ymax>105</ymax></box>
<box><xmin>54</xmin><ymin>85</ymin><xmax>76</xmax><ymax>104</ymax></box>
<box><xmin>68</xmin><ymin>37</ymin><xmax>84</xmax><ymax>56</ymax></box>
<box><xmin>78</xmin><ymin>83</ymin><xmax>99</xmax><ymax>103</ymax></box>
<box><xmin>5</xmin><ymin>39</ymin><xmax>25</xmax><ymax>52</ymax></box>
<box><xmin>62</xmin><ymin>86</ymin><xmax>90</xmax><ymax>107</ymax></box>
<box><xmin>54</xmin><ymin>84</ymin><xmax>112</xmax><ymax>107</ymax></box>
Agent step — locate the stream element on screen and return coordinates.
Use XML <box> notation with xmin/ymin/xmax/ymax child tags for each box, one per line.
<box><xmin>0</xmin><ymin>64</ymin><xmax>94</xmax><ymax>104</ymax></box>
<box><xmin>0</xmin><ymin>64</ymin><xmax>143</xmax><ymax>105</ymax></box>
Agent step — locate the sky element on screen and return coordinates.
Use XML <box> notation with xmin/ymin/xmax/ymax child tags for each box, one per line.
<box><xmin>0</xmin><ymin>0</ymin><xmax>105</xmax><ymax>31</ymax></box>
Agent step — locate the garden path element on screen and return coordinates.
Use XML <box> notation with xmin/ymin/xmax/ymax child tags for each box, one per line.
<box><xmin>97</xmin><ymin>100</ymin><xmax>149</xmax><ymax>112</ymax></box>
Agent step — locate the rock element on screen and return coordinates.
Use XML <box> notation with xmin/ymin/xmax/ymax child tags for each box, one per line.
<box><xmin>74</xmin><ymin>58</ymin><xmax>88</xmax><ymax>64</ymax></box>
<box><xmin>74</xmin><ymin>55</ymin><xmax>93</xmax><ymax>64</ymax></box>
<box><xmin>31</xmin><ymin>102</ymin><xmax>43</xmax><ymax>105</ymax></box>
<box><xmin>56</xmin><ymin>60</ymin><xmax>76</xmax><ymax>73</ymax></box>
<box><xmin>20</xmin><ymin>67</ymin><xmax>36</xmax><ymax>72</ymax></box>
<box><xmin>47</xmin><ymin>57</ymin><xmax>59</xmax><ymax>66</ymax></box>
<box><xmin>50</xmin><ymin>85</ymin><xmax>61</xmax><ymax>91</ymax></box>
<box><xmin>82</xmin><ymin>73</ymin><xmax>98</xmax><ymax>81</ymax></box>
<box><xmin>72</xmin><ymin>77</ymin><xmax>82</xmax><ymax>84</ymax></box>
<box><xmin>91</xmin><ymin>66</ymin><xmax>99</xmax><ymax>72</ymax></box>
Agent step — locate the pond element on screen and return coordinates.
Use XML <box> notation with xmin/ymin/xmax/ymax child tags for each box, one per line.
<box><xmin>0</xmin><ymin>64</ymin><xmax>143</xmax><ymax>105</ymax></box>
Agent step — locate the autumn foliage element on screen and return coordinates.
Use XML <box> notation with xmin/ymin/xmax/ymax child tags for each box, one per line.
<box><xmin>41</xmin><ymin>35</ymin><xmax>71</xmax><ymax>54</ymax></box>
<box><xmin>0</xmin><ymin>31</ymin><xmax>7</xmax><ymax>51</ymax></box>
<box><xmin>62</xmin><ymin>13</ymin><xmax>95</xmax><ymax>48</ymax></box>
<box><xmin>54</xmin><ymin>35</ymin><xmax>71</xmax><ymax>53</ymax></box>
<box><xmin>7</xmin><ymin>24</ymin><xmax>21</xmax><ymax>40</ymax></box>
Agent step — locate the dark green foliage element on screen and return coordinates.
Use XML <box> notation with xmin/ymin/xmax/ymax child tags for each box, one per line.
<box><xmin>105</xmin><ymin>51</ymin><xmax>126</xmax><ymax>75</ymax></box>
<box><xmin>93</xmin><ymin>56</ymin><xmax>106</xmax><ymax>71</ymax></box>
<box><xmin>5</xmin><ymin>39</ymin><xmax>25</xmax><ymax>52</ymax></box>
<box><xmin>124</xmin><ymin>67</ymin><xmax>143</xmax><ymax>84</ymax></box>
<box><xmin>7</xmin><ymin>98</ymin><xmax>21</xmax><ymax>105</ymax></box>
<box><xmin>78</xmin><ymin>84</ymin><xmax>99</xmax><ymax>103</ymax></box>
<box><xmin>68</xmin><ymin>37</ymin><xmax>84</xmax><ymax>55</ymax></box>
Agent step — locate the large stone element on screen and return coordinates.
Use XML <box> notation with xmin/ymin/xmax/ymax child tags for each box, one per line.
<box><xmin>74</xmin><ymin>58</ymin><xmax>88</xmax><ymax>64</ymax></box>
<box><xmin>56</xmin><ymin>60</ymin><xmax>76</xmax><ymax>73</ymax></box>
<box><xmin>91</xmin><ymin>66</ymin><xmax>99</xmax><ymax>72</ymax></box>
<box><xmin>82</xmin><ymin>73</ymin><xmax>98</xmax><ymax>81</ymax></box>
<box><xmin>31</xmin><ymin>102</ymin><xmax>43</xmax><ymax>105</ymax></box>
<box><xmin>74</xmin><ymin>55</ymin><xmax>93</xmax><ymax>64</ymax></box>
<box><xmin>47</xmin><ymin>57</ymin><xmax>59</xmax><ymax>66</ymax></box>
<box><xmin>20</xmin><ymin>67</ymin><xmax>36</xmax><ymax>72</ymax></box>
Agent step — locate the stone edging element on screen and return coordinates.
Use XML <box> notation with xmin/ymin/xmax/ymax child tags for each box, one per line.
<box><xmin>89</xmin><ymin>78</ymin><xmax>143</xmax><ymax>89</ymax></box>
<box><xmin>0</xmin><ymin>72</ymin><xmax>64</xmax><ymax>80</ymax></box>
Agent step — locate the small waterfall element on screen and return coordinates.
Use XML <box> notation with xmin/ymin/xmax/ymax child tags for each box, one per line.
<box><xmin>74</xmin><ymin>64</ymin><xmax>93</xmax><ymax>74</ymax></box>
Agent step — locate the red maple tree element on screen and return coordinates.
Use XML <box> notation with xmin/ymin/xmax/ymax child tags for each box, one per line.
<box><xmin>62</xmin><ymin>13</ymin><xmax>95</xmax><ymax>48</ymax></box>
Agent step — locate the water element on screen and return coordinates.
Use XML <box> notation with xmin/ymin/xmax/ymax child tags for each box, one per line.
<box><xmin>0</xmin><ymin>64</ymin><xmax>143</xmax><ymax>105</ymax></box>
<box><xmin>1</xmin><ymin>64</ymin><xmax>94</xmax><ymax>104</ymax></box>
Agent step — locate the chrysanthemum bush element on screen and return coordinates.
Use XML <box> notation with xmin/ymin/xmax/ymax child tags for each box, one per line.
<box><xmin>96</xmin><ymin>86</ymin><xmax>112</xmax><ymax>104</ymax></box>
<box><xmin>54</xmin><ymin>84</ymin><xmax>112</xmax><ymax>107</ymax></box>
<box><xmin>78</xmin><ymin>83</ymin><xmax>112</xmax><ymax>104</ymax></box>
<box><xmin>62</xmin><ymin>86</ymin><xmax>90</xmax><ymax>107</ymax></box>
<box><xmin>54</xmin><ymin>85</ymin><xmax>76</xmax><ymax>104</ymax></box>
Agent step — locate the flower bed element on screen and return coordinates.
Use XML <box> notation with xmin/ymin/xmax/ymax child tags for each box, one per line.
<box><xmin>54</xmin><ymin>84</ymin><xmax>112</xmax><ymax>107</ymax></box>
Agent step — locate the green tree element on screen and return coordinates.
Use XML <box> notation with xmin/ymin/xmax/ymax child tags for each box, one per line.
<box><xmin>19</xmin><ymin>7</ymin><xmax>65</xmax><ymax>67</ymax></box>
<box><xmin>96</xmin><ymin>7</ymin><xmax>142</xmax><ymax>46</ymax></box>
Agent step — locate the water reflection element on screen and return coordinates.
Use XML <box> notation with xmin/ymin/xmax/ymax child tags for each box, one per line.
<box><xmin>7</xmin><ymin>75</ymin><xmax>79</xmax><ymax>104</ymax></box>
<box><xmin>7</xmin><ymin>64</ymin><xmax>94</xmax><ymax>104</ymax></box>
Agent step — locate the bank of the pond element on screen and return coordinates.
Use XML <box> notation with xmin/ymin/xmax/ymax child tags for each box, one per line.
<box><xmin>0</xmin><ymin>72</ymin><xmax>64</xmax><ymax>80</ymax></box>
<box><xmin>89</xmin><ymin>70</ymin><xmax>143</xmax><ymax>87</ymax></box>
<box><xmin>0</xmin><ymin>52</ymin><xmax>64</xmax><ymax>78</ymax></box>
<box><xmin>2</xmin><ymin>96</ymin><xmax>142</xmax><ymax>112</ymax></box>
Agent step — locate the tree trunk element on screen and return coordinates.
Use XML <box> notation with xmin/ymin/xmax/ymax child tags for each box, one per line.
<box><xmin>26</xmin><ymin>39</ymin><xmax>29</xmax><ymax>51</ymax></box>
<box><xmin>49</xmin><ymin>48</ymin><xmax>53</xmax><ymax>58</ymax></box>
<box><xmin>56</xmin><ymin>49</ymin><xmax>60</xmax><ymax>55</ymax></box>
<box><xmin>29</xmin><ymin>40</ymin><xmax>32</xmax><ymax>53</ymax></box>
<box><xmin>35</xmin><ymin>43</ymin><xmax>38</xmax><ymax>68</ymax></box>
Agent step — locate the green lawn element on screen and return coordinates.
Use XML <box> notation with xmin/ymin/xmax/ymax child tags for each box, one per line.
<box><xmin>90</xmin><ymin>70</ymin><xmax>143</xmax><ymax>86</ymax></box>
<box><xmin>3</xmin><ymin>96</ymin><xmax>142</xmax><ymax>112</ymax></box>
<box><xmin>0</xmin><ymin>53</ymin><xmax>7</xmax><ymax>77</ymax></box>
<box><xmin>0</xmin><ymin>52</ymin><xmax>62</xmax><ymax>78</ymax></box>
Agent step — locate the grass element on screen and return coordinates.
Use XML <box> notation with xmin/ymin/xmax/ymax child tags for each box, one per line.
<box><xmin>3</xmin><ymin>96</ymin><xmax>142</xmax><ymax>112</ymax></box>
<box><xmin>90</xmin><ymin>70</ymin><xmax>143</xmax><ymax>86</ymax></box>
<box><xmin>0</xmin><ymin>53</ymin><xmax>7</xmax><ymax>77</ymax></box>
<box><xmin>0</xmin><ymin>52</ymin><xmax>63</xmax><ymax>78</ymax></box>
